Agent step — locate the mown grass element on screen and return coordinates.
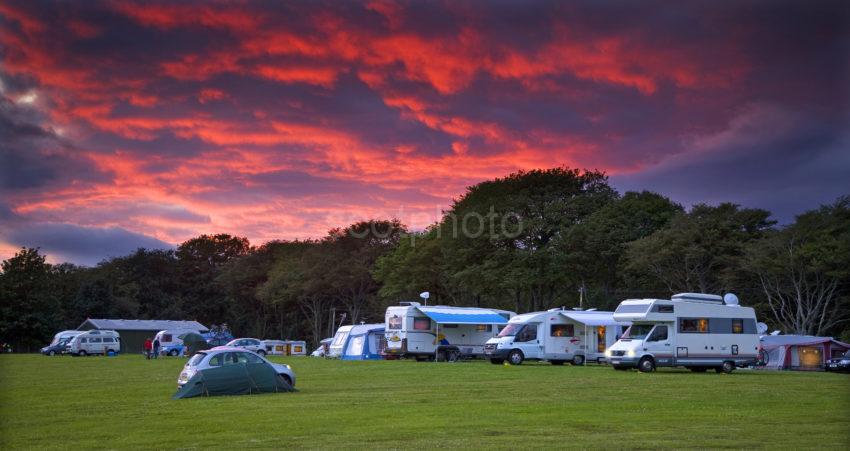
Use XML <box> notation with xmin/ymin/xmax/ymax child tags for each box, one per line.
<box><xmin>0</xmin><ymin>354</ymin><xmax>848</xmax><ymax>449</ymax></box>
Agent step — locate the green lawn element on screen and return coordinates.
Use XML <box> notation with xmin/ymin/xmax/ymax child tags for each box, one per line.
<box><xmin>1</xmin><ymin>354</ymin><xmax>848</xmax><ymax>449</ymax></box>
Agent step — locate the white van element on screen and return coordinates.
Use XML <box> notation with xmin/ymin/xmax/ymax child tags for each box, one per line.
<box><xmin>155</xmin><ymin>329</ymin><xmax>200</xmax><ymax>356</ymax></box>
<box><xmin>67</xmin><ymin>330</ymin><xmax>121</xmax><ymax>356</ymax></box>
<box><xmin>483</xmin><ymin>309</ymin><xmax>630</xmax><ymax>365</ymax></box>
<box><xmin>384</xmin><ymin>302</ymin><xmax>515</xmax><ymax>361</ymax></box>
<box><xmin>608</xmin><ymin>293</ymin><xmax>760</xmax><ymax>373</ymax></box>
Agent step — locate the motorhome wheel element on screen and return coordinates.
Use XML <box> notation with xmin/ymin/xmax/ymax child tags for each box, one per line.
<box><xmin>78</xmin><ymin>350</ymin><xmax>87</xmax><ymax>356</ymax></box>
<box><xmin>446</xmin><ymin>349</ymin><xmax>460</xmax><ymax>362</ymax></box>
<box><xmin>508</xmin><ymin>350</ymin><xmax>524</xmax><ymax>365</ymax></box>
<box><xmin>638</xmin><ymin>356</ymin><xmax>655</xmax><ymax>373</ymax></box>
<box><xmin>572</xmin><ymin>355</ymin><xmax>585</xmax><ymax>366</ymax></box>
<box><xmin>720</xmin><ymin>361</ymin><xmax>735</xmax><ymax>374</ymax></box>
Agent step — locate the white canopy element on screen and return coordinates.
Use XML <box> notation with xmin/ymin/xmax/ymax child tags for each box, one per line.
<box><xmin>559</xmin><ymin>311</ymin><xmax>629</xmax><ymax>327</ymax></box>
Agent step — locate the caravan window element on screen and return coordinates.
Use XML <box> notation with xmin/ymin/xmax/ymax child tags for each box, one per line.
<box><xmin>732</xmin><ymin>319</ymin><xmax>744</xmax><ymax>334</ymax></box>
<box><xmin>551</xmin><ymin>324</ymin><xmax>574</xmax><ymax>337</ymax></box>
<box><xmin>90</xmin><ymin>337</ymin><xmax>102</xmax><ymax>343</ymax></box>
<box><xmin>476</xmin><ymin>325</ymin><xmax>491</xmax><ymax>332</ymax></box>
<box><xmin>388</xmin><ymin>315</ymin><xmax>402</xmax><ymax>330</ymax></box>
<box><xmin>680</xmin><ymin>318</ymin><xmax>709</xmax><ymax>333</ymax></box>
<box><xmin>103</xmin><ymin>337</ymin><xmax>114</xmax><ymax>343</ymax></box>
<box><xmin>413</xmin><ymin>317</ymin><xmax>431</xmax><ymax>331</ymax></box>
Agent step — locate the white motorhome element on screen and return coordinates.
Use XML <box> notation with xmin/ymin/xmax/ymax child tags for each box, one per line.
<box><xmin>483</xmin><ymin>309</ymin><xmax>630</xmax><ymax>365</ymax></box>
<box><xmin>67</xmin><ymin>330</ymin><xmax>121</xmax><ymax>356</ymax></box>
<box><xmin>155</xmin><ymin>329</ymin><xmax>201</xmax><ymax>356</ymax></box>
<box><xmin>383</xmin><ymin>302</ymin><xmax>515</xmax><ymax>361</ymax></box>
<box><xmin>608</xmin><ymin>293</ymin><xmax>760</xmax><ymax>373</ymax></box>
<box><xmin>51</xmin><ymin>330</ymin><xmax>84</xmax><ymax>345</ymax></box>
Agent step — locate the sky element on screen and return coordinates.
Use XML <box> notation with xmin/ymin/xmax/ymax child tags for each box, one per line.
<box><xmin>1</xmin><ymin>0</ymin><xmax>848</xmax><ymax>266</ymax></box>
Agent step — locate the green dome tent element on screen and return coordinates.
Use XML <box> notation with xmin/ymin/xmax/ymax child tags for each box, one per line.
<box><xmin>172</xmin><ymin>362</ymin><xmax>295</xmax><ymax>399</ymax></box>
<box><xmin>181</xmin><ymin>332</ymin><xmax>210</xmax><ymax>356</ymax></box>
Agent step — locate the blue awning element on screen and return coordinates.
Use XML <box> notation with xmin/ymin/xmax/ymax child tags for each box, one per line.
<box><xmin>418</xmin><ymin>307</ymin><xmax>509</xmax><ymax>325</ymax></box>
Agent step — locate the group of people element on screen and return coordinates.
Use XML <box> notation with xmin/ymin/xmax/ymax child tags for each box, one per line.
<box><xmin>143</xmin><ymin>337</ymin><xmax>160</xmax><ymax>359</ymax></box>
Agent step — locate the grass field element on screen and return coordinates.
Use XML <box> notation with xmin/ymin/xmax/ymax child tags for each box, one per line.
<box><xmin>1</xmin><ymin>354</ymin><xmax>848</xmax><ymax>449</ymax></box>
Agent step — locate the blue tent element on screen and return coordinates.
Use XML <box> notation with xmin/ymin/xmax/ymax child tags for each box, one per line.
<box><xmin>333</xmin><ymin>324</ymin><xmax>386</xmax><ymax>360</ymax></box>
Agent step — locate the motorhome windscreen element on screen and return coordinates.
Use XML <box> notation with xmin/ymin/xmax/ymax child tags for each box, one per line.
<box><xmin>621</xmin><ymin>324</ymin><xmax>654</xmax><ymax>339</ymax></box>
<box><xmin>615</xmin><ymin>303</ymin><xmax>650</xmax><ymax>314</ymax></box>
<box><xmin>498</xmin><ymin>324</ymin><xmax>522</xmax><ymax>337</ymax></box>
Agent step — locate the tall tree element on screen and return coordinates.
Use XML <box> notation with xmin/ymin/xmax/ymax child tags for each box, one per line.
<box><xmin>744</xmin><ymin>196</ymin><xmax>850</xmax><ymax>335</ymax></box>
<box><xmin>176</xmin><ymin>234</ymin><xmax>250</xmax><ymax>326</ymax></box>
<box><xmin>624</xmin><ymin>203</ymin><xmax>775</xmax><ymax>294</ymax></box>
<box><xmin>0</xmin><ymin>248</ymin><xmax>57</xmax><ymax>351</ymax></box>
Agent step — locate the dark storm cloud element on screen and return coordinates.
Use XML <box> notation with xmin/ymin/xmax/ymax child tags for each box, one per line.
<box><xmin>1</xmin><ymin>222</ymin><xmax>174</xmax><ymax>267</ymax></box>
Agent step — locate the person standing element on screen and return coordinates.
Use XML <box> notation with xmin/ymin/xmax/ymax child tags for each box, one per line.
<box><xmin>152</xmin><ymin>337</ymin><xmax>160</xmax><ymax>359</ymax></box>
<box><xmin>143</xmin><ymin>337</ymin><xmax>152</xmax><ymax>360</ymax></box>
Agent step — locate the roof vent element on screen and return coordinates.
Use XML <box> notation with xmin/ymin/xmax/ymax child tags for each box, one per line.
<box><xmin>399</xmin><ymin>301</ymin><xmax>421</xmax><ymax>307</ymax></box>
<box><xmin>672</xmin><ymin>293</ymin><xmax>723</xmax><ymax>303</ymax></box>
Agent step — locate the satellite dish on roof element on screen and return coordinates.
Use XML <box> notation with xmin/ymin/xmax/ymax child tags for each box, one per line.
<box><xmin>723</xmin><ymin>293</ymin><xmax>739</xmax><ymax>306</ymax></box>
<box><xmin>419</xmin><ymin>291</ymin><xmax>429</xmax><ymax>306</ymax></box>
<box><xmin>770</xmin><ymin>330</ymin><xmax>781</xmax><ymax>336</ymax></box>
<box><xmin>757</xmin><ymin>322</ymin><xmax>768</xmax><ymax>335</ymax></box>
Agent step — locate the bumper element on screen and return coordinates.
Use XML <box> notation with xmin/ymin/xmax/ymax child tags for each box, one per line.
<box><xmin>483</xmin><ymin>348</ymin><xmax>511</xmax><ymax>360</ymax></box>
<box><xmin>825</xmin><ymin>363</ymin><xmax>850</xmax><ymax>372</ymax></box>
<box><xmin>609</xmin><ymin>357</ymin><xmax>639</xmax><ymax>368</ymax></box>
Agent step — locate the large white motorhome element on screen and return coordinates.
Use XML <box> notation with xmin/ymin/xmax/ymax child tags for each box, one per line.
<box><xmin>67</xmin><ymin>330</ymin><xmax>121</xmax><ymax>356</ymax></box>
<box><xmin>483</xmin><ymin>309</ymin><xmax>630</xmax><ymax>365</ymax></box>
<box><xmin>384</xmin><ymin>302</ymin><xmax>515</xmax><ymax>361</ymax></box>
<box><xmin>608</xmin><ymin>293</ymin><xmax>760</xmax><ymax>373</ymax></box>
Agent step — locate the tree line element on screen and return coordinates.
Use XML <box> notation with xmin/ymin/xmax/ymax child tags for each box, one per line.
<box><xmin>2</xmin><ymin>167</ymin><xmax>848</xmax><ymax>351</ymax></box>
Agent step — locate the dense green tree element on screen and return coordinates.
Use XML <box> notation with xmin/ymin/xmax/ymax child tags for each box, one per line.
<box><xmin>743</xmin><ymin>196</ymin><xmax>850</xmax><ymax>336</ymax></box>
<box><xmin>0</xmin><ymin>248</ymin><xmax>58</xmax><ymax>351</ymax></box>
<box><xmin>176</xmin><ymin>234</ymin><xmax>250</xmax><ymax>326</ymax></box>
<box><xmin>623</xmin><ymin>203</ymin><xmax>774</xmax><ymax>295</ymax></box>
<box><xmin>562</xmin><ymin>191</ymin><xmax>683</xmax><ymax>308</ymax></box>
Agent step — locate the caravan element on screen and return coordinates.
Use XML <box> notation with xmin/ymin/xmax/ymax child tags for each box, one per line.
<box><xmin>608</xmin><ymin>293</ymin><xmax>760</xmax><ymax>373</ymax></box>
<box><xmin>483</xmin><ymin>309</ymin><xmax>630</xmax><ymax>365</ymax></box>
<box><xmin>67</xmin><ymin>330</ymin><xmax>121</xmax><ymax>356</ymax></box>
<box><xmin>383</xmin><ymin>302</ymin><xmax>515</xmax><ymax>361</ymax></box>
<box><xmin>155</xmin><ymin>329</ymin><xmax>202</xmax><ymax>356</ymax></box>
<box><xmin>328</xmin><ymin>324</ymin><xmax>386</xmax><ymax>360</ymax></box>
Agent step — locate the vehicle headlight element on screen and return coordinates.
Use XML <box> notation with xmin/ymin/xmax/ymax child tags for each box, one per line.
<box><xmin>605</xmin><ymin>350</ymin><xmax>611</xmax><ymax>357</ymax></box>
<box><xmin>627</xmin><ymin>349</ymin><xmax>635</xmax><ymax>357</ymax></box>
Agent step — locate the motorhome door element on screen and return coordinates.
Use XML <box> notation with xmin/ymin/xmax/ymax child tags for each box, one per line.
<box><xmin>644</xmin><ymin>325</ymin><xmax>673</xmax><ymax>365</ymax></box>
<box><xmin>513</xmin><ymin>323</ymin><xmax>542</xmax><ymax>359</ymax></box>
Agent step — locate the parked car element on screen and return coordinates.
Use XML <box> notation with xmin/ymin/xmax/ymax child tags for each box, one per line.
<box><xmin>41</xmin><ymin>338</ymin><xmax>72</xmax><ymax>356</ymax></box>
<box><xmin>225</xmin><ymin>338</ymin><xmax>266</xmax><ymax>355</ymax></box>
<box><xmin>177</xmin><ymin>347</ymin><xmax>296</xmax><ymax>387</ymax></box>
<box><xmin>825</xmin><ymin>353</ymin><xmax>850</xmax><ymax>373</ymax></box>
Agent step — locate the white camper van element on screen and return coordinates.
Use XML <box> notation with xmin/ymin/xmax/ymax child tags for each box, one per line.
<box><xmin>67</xmin><ymin>330</ymin><xmax>121</xmax><ymax>356</ymax></box>
<box><xmin>608</xmin><ymin>293</ymin><xmax>760</xmax><ymax>373</ymax></box>
<box><xmin>383</xmin><ymin>302</ymin><xmax>515</xmax><ymax>361</ymax></box>
<box><xmin>155</xmin><ymin>329</ymin><xmax>200</xmax><ymax>356</ymax></box>
<box><xmin>483</xmin><ymin>309</ymin><xmax>630</xmax><ymax>365</ymax></box>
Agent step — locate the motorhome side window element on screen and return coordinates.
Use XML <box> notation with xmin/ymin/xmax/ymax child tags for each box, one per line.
<box><xmin>654</xmin><ymin>304</ymin><xmax>674</xmax><ymax>313</ymax></box>
<box><xmin>413</xmin><ymin>317</ymin><xmax>431</xmax><ymax>330</ymax></box>
<box><xmin>90</xmin><ymin>337</ymin><xmax>102</xmax><ymax>343</ymax></box>
<box><xmin>516</xmin><ymin>325</ymin><xmax>537</xmax><ymax>342</ymax></box>
<box><xmin>732</xmin><ymin>319</ymin><xmax>744</xmax><ymax>334</ymax></box>
<box><xmin>679</xmin><ymin>318</ymin><xmax>709</xmax><ymax>333</ymax></box>
<box><xmin>550</xmin><ymin>324</ymin><xmax>574</xmax><ymax>337</ymax></box>
<box><xmin>476</xmin><ymin>325</ymin><xmax>490</xmax><ymax>332</ymax></box>
<box><xmin>388</xmin><ymin>315</ymin><xmax>402</xmax><ymax>330</ymax></box>
<box><xmin>647</xmin><ymin>326</ymin><xmax>668</xmax><ymax>341</ymax></box>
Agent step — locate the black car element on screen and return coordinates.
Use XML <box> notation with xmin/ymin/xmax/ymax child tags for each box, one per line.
<box><xmin>40</xmin><ymin>339</ymin><xmax>70</xmax><ymax>356</ymax></box>
<box><xmin>825</xmin><ymin>354</ymin><xmax>850</xmax><ymax>373</ymax></box>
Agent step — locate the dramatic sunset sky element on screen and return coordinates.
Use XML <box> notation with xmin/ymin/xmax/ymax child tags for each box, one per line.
<box><xmin>1</xmin><ymin>1</ymin><xmax>848</xmax><ymax>265</ymax></box>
